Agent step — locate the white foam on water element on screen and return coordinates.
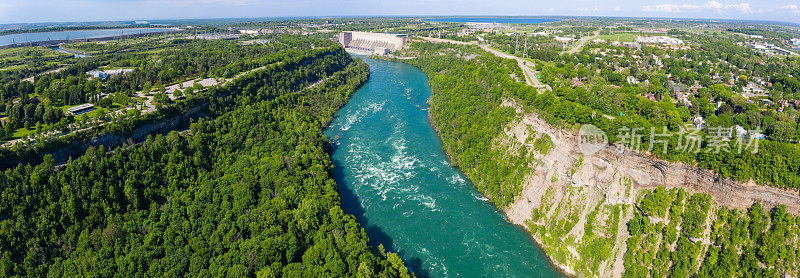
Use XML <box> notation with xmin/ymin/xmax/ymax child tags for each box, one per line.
<box><xmin>474</xmin><ymin>194</ymin><xmax>489</xmax><ymax>201</ymax></box>
<box><xmin>420</xmin><ymin>249</ymin><xmax>450</xmax><ymax>277</ymax></box>
<box><xmin>447</xmin><ymin>173</ymin><xmax>466</xmax><ymax>185</ymax></box>
<box><xmin>415</xmin><ymin>194</ymin><xmax>438</xmax><ymax>211</ymax></box>
<box><xmin>341</xmin><ymin>126</ymin><xmax>449</xmax><ymax>213</ymax></box>
<box><xmin>340</xmin><ymin>101</ymin><xmax>386</xmax><ymax>131</ymax></box>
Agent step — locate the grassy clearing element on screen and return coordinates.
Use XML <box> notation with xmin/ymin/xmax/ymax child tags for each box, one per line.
<box><xmin>597</xmin><ymin>33</ymin><xmax>637</xmax><ymax>42</ymax></box>
<box><xmin>11</xmin><ymin>127</ymin><xmax>35</xmax><ymax>139</ymax></box>
<box><xmin>0</xmin><ymin>64</ymin><xmax>28</xmax><ymax>71</ymax></box>
<box><xmin>0</xmin><ymin>46</ymin><xmax>71</xmax><ymax>71</ymax></box>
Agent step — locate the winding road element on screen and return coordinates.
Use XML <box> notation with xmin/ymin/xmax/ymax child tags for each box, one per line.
<box><xmin>417</xmin><ymin>36</ymin><xmax>550</xmax><ymax>92</ymax></box>
<box><xmin>479</xmin><ymin>44</ymin><xmax>550</xmax><ymax>91</ymax></box>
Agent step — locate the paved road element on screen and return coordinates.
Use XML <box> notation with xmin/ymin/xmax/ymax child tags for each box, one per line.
<box><xmin>418</xmin><ymin>37</ymin><xmax>477</xmax><ymax>45</ymax></box>
<box><xmin>479</xmin><ymin>45</ymin><xmax>549</xmax><ymax>91</ymax></box>
<box><xmin>414</xmin><ymin>36</ymin><xmax>550</xmax><ymax>92</ymax></box>
<box><xmin>3</xmin><ymin>63</ymin><xmax>278</xmax><ymax>148</ymax></box>
<box><xmin>567</xmin><ymin>30</ymin><xmax>600</xmax><ymax>54</ymax></box>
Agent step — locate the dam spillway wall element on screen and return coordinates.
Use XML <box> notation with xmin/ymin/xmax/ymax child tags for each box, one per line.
<box><xmin>338</xmin><ymin>31</ymin><xmax>405</xmax><ymax>54</ymax></box>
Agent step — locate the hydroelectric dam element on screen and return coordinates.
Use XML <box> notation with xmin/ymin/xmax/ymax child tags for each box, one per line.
<box><xmin>337</xmin><ymin>31</ymin><xmax>406</xmax><ymax>55</ymax></box>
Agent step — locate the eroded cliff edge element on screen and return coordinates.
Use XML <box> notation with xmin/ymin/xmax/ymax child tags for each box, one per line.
<box><xmin>497</xmin><ymin>97</ymin><xmax>800</xmax><ymax>277</ymax></box>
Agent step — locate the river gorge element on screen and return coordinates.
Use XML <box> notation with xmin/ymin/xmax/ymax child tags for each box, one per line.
<box><xmin>324</xmin><ymin>57</ymin><xmax>564</xmax><ymax>277</ymax></box>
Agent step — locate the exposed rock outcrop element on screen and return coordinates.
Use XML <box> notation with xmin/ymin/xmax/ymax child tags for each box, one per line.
<box><xmin>498</xmin><ymin>98</ymin><xmax>800</xmax><ymax>277</ymax></box>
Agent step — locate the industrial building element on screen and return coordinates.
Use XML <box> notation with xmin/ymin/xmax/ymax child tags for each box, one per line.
<box><xmin>337</xmin><ymin>31</ymin><xmax>406</xmax><ymax>55</ymax></box>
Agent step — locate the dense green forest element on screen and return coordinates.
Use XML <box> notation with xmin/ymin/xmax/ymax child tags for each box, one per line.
<box><xmin>0</xmin><ymin>36</ymin><xmax>309</xmax><ymax>140</ymax></box>
<box><xmin>0</xmin><ymin>45</ymin><xmax>410</xmax><ymax>277</ymax></box>
<box><xmin>626</xmin><ymin>187</ymin><xmax>800</xmax><ymax>277</ymax></box>
<box><xmin>400</xmin><ymin>43</ymin><xmax>534</xmax><ymax>205</ymax></box>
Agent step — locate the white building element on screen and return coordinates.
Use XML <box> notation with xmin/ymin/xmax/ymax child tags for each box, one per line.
<box><xmin>338</xmin><ymin>31</ymin><xmax>406</xmax><ymax>55</ymax></box>
<box><xmin>554</xmin><ymin>36</ymin><xmax>574</xmax><ymax>43</ymax></box>
<box><xmin>86</xmin><ymin>68</ymin><xmax>134</xmax><ymax>79</ymax></box>
<box><xmin>66</xmin><ymin>103</ymin><xmax>95</xmax><ymax>115</ymax></box>
<box><xmin>87</xmin><ymin>70</ymin><xmax>108</xmax><ymax>79</ymax></box>
<box><xmin>729</xmin><ymin>125</ymin><xmax>747</xmax><ymax>139</ymax></box>
<box><xmin>692</xmin><ymin>115</ymin><xmax>705</xmax><ymax>130</ymax></box>
<box><xmin>635</xmin><ymin>36</ymin><xmax>684</xmax><ymax>46</ymax></box>
<box><xmin>238</xmin><ymin>29</ymin><xmax>260</xmax><ymax>35</ymax></box>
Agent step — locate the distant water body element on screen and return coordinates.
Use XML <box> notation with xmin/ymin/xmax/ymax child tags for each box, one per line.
<box><xmin>0</xmin><ymin>28</ymin><xmax>176</xmax><ymax>47</ymax></box>
<box><xmin>324</xmin><ymin>57</ymin><xmax>564</xmax><ymax>277</ymax></box>
<box><xmin>422</xmin><ymin>17</ymin><xmax>559</xmax><ymax>24</ymax></box>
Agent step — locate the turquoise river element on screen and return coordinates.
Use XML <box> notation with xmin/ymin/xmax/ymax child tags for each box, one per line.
<box><xmin>324</xmin><ymin>57</ymin><xmax>565</xmax><ymax>277</ymax></box>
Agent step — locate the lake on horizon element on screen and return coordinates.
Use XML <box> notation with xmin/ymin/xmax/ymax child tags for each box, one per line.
<box><xmin>0</xmin><ymin>28</ymin><xmax>177</xmax><ymax>47</ymax></box>
<box><xmin>422</xmin><ymin>17</ymin><xmax>559</xmax><ymax>24</ymax></box>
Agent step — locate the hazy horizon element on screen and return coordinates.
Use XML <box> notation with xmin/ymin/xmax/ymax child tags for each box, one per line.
<box><xmin>1</xmin><ymin>0</ymin><xmax>799</xmax><ymax>25</ymax></box>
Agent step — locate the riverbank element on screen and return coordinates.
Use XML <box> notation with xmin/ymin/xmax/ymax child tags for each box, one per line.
<box><xmin>326</xmin><ymin>56</ymin><xmax>564</xmax><ymax>277</ymax></box>
<box><xmin>52</xmin><ymin>45</ymin><xmax>90</xmax><ymax>57</ymax></box>
<box><xmin>0</xmin><ymin>28</ymin><xmax>181</xmax><ymax>48</ymax></box>
<box><xmin>380</xmin><ymin>53</ymin><xmax>572</xmax><ymax>277</ymax></box>
<box><xmin>427</xmin><ymin>99</ymin><xmax>576</xmax><ymax>277</ymax></box>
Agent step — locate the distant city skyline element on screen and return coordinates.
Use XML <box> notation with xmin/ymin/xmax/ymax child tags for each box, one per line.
<box><xmin>1</xmin><ymin>0</ymin><xmax>799</xmax><ymax>25</ymax></box>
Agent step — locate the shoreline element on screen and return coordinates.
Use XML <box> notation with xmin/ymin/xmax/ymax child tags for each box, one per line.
<box><xmin>0</xmin><ymin>27</ymin><xmax>182</xmax><ymax>49</ymax></box>
<box><xmin>380</xmin><ymin>53</ymin><xmax>577</xmax><ymax>277</ymax></box>
<box><xmin>429</xmin><ymin>105</ymin><xmax>578</xmax><ymax>277</ymax></box>
<box><xmin>333</xmin><ymin>54</ymin><xmax>566</xmax><ymax>276</ymax></box>
<box><xmin>420</xmin><ymin>78</ymin><xmax>577</xmax><ymax>278</ymax></box>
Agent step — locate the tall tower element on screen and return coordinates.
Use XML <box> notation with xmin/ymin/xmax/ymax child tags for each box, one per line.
<box><xmin>523</xmin><ymin>35</ymin><xmax>528</xmax><ymax>58</ymax></box>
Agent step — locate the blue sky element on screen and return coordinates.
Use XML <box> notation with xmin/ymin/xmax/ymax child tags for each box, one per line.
<box><xmin>1</xmin><ymin>0</ymin><xmax>799</xmax><ymax>24</ymax></box>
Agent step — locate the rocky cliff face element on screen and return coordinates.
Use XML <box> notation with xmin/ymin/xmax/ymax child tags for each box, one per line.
<box><xmin>497</xmin><ymin>98</ymin><xmax>800</xmax><ymax>277</ymax></box>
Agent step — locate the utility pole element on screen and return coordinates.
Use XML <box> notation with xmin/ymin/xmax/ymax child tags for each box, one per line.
<box><xmin>523</xmin><ymin>35</ymin><xmax>528</xmax><ymax>58</ymax></box>
<box><xmin>515</xmin><ymin>34</ymin><xmax>519</xmax><ymax>55</ymax></box>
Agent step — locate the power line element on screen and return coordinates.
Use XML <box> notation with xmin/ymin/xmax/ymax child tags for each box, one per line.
<box><xmin>523</xmin><ymin>35</ymin><xmax>528</xmax><ymax>58</ymax></box>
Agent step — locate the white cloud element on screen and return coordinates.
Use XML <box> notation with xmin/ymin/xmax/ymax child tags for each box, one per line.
<box><xmin>614</xmin><ymin>5</ymin><xmax>621</xmax><ymax>11</ymax></box>
<box><xmin>576</xmin><ymin>5</ymin><xmax>600</xmax><ymax>12</ymax></box>
<box><xmin>725</xmin><ymin>2</ymin><xmax>752</xmax><ymax>13</ymax></box>
<box><xmin>682</xmin><ymin>1</ymin><xmax>723</xmax><ymax>11</ymax></box>
<box><xmin>705</xmin><ymin>1</ymin><xmax>724</xmax><ymax>9</ymax></box>
<box><xmin>643</xmin><ymin>1</ymin><xmax>753</xmax><ymax>14</ymax></box>
<box><xmin>643</xmin><ymin>4</ymin><xmax>680</xmax><ymax>12</ymax></box>
<box><xmin>781</xmin><ymin>4</ymin><xmax>800</xmax><ymax>15</ymax></box>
